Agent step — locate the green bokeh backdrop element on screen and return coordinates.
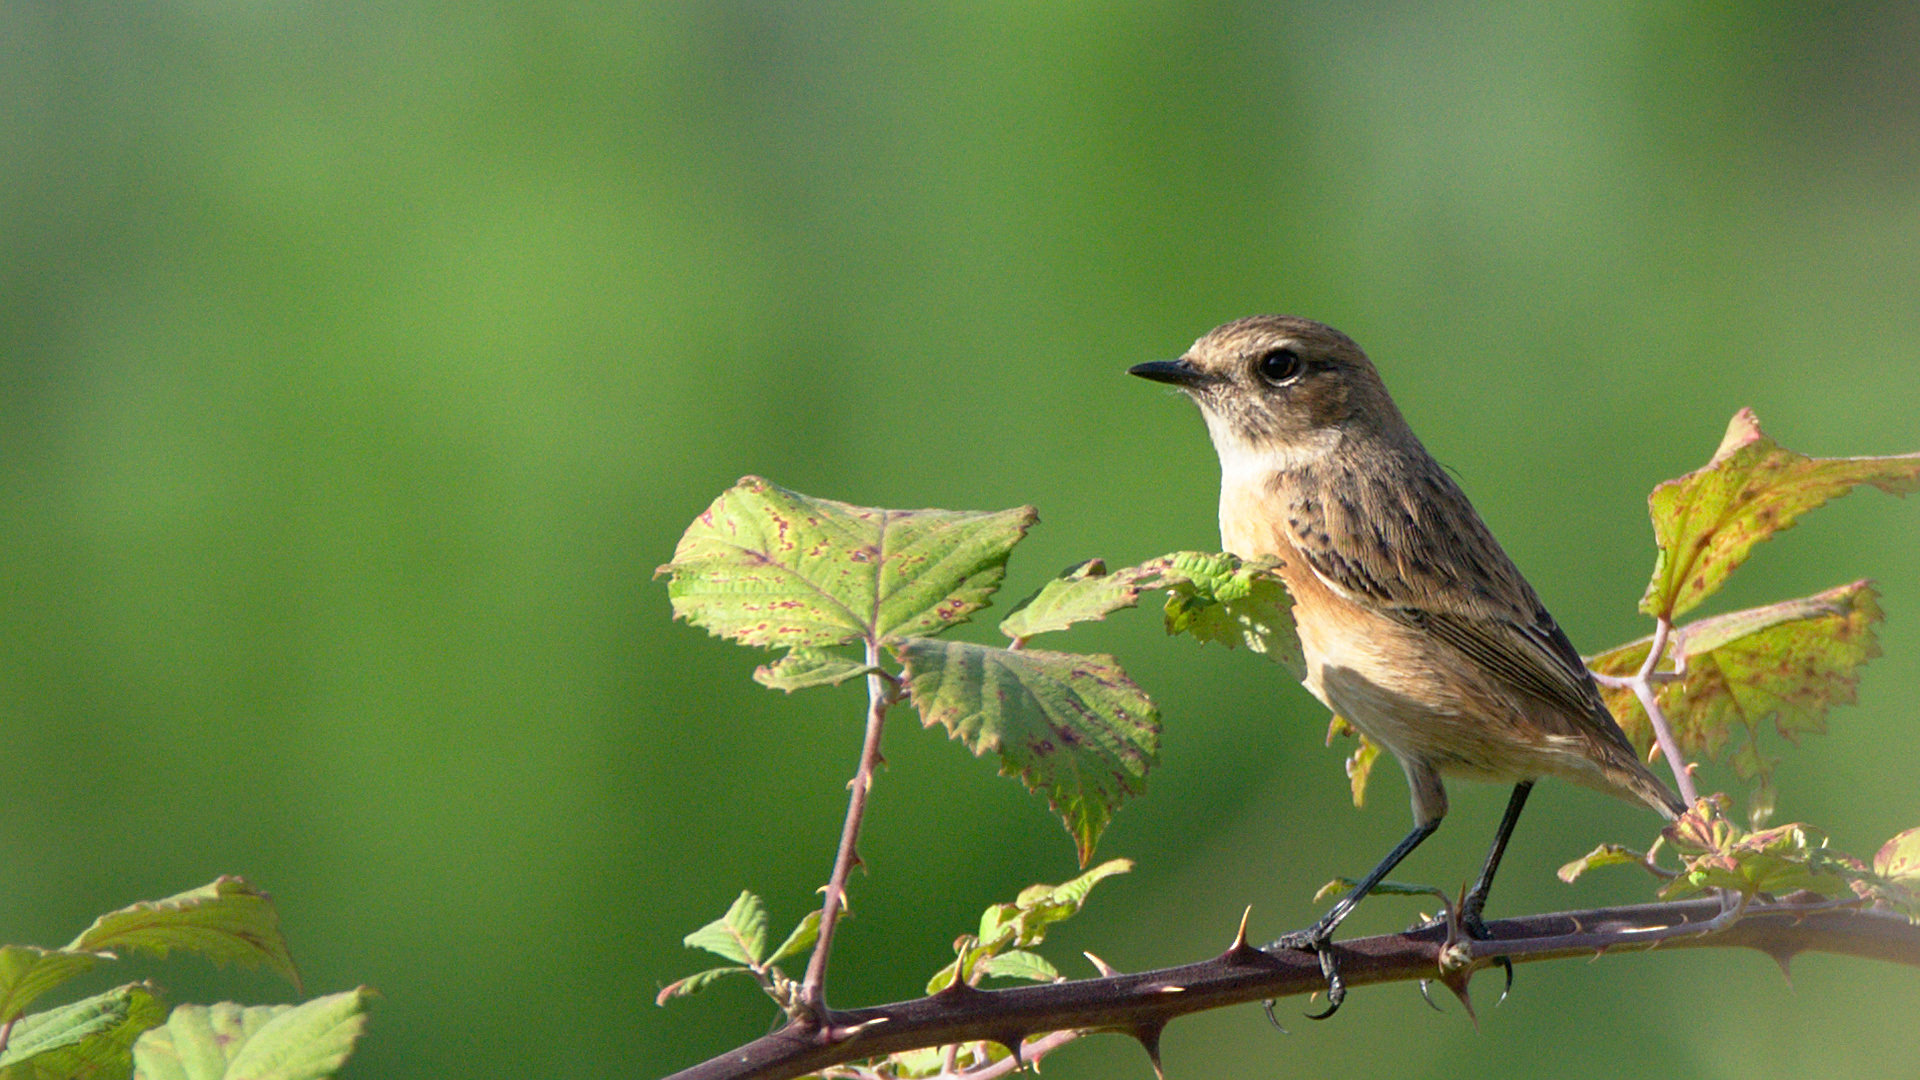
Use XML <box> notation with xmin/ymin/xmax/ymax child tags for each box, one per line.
<box><xmin>5</xmin><ymin>4</ymin><xmax>1918</xmax><ymax>1077</ymax></box>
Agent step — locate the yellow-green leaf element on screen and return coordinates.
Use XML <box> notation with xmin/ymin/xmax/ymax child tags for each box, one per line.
<box><xmin>0</xmin><ymin>982</ymin><xmax>165</xmax><ymax>1080</ymax></box>
<box><xmin>1642</xmin><ymin>409</ymin><xmax>1920</xmax><ymax>619</ymax></box>
<box><xmin>131</xmin><ymin>990</ymin><xmax>372</xmax><ymax>1080</ymax></box>
<box><xmin>67</xmin><ymin>878</ymin><xmax>299</xmax><ymax>992</ymax></box>
<box><xmin>0</xmin><ymin>948</ymin><xmax>104</xmax><ymax>1029</ymax></box>
<box><xmin>1153</xmin><ymin>552</ymin><xmax>1303</xmax><ymax>676</ymax></box>
<box><xmin>658</xmin><ymin>477</ymin><xmax>1036</xmax><ymax>648</ymax></box>
<box><xmin>1325</xmin><ymin>716</ymin><xmax>1380</xmax><ymax>809</ymax></box>
<box><xmin>1659</xmin><ymin>799</ymin><xmax>1852</xmax><ymax>901</ymax></box>
<box><xmin>681</xmin><ymin>891</ymin><xmax>768</xmax><ymax>966</ymax></box>
<box><xmin>1555</xmin><ymin>844</ymin><xmax>1648</xmax><ymax>884</ymax></box>
<box><xmin>1591</xmin><ymin>582</ymin><xmax>1882</xmax><ymax>785</ymax></box>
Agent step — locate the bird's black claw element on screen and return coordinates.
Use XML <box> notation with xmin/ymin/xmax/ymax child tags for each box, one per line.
<box><xmin>1494</xmin><ymin>955</ymin><xmax>1514</xmax><ymax>1005</ymax></box>
<box><xmin>1418</xmin><ymin>979</ymin><xmax>1444</xmax><ymax>1012</ymax></box>
<box><xmin>1267</xmin><ymin>928</ymin><xmax>1346</xmax><ymax>1020</ymax></box>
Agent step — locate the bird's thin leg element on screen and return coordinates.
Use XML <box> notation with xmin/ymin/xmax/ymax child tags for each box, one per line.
<box><xmin>1457</xmin><ymin>781</ymin><xmax>1532</xmax><ymax>937</ymax></box>
<box><xmin>1268</xmin><ymin>816</ymin><xmax>1440</xmax><ymax>1018</ymax></box>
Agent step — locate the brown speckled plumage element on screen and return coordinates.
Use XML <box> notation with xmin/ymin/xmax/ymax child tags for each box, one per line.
<box><xmin>1132</xmin><ymin>315</ymin><xmax>1683</xmax><ymax>1005</ymax></box>
<box><xmin>1148</xmin><ymin>314</ymin><xmax>1681</xmax><ymax>823</ymax></box>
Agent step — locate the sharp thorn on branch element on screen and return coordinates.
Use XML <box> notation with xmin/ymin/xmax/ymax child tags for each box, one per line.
<box><xmin>1133</xmin><ymin>1023</ymin><xmax>1167</xmax><ymax>1080</ymax></box>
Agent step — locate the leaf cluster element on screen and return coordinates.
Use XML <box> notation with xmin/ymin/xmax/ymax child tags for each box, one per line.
<box><xmin>0</xmin><ymin>878</ymin><xmax>371</xmax><ymax>1080</ymax></box>
<box><xmin>657</xmin><ymin>479</ymin><xmax>1302</xmax><ymax>867</ymax></box>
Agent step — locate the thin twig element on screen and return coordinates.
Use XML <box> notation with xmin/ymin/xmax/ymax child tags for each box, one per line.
<box><xmin>800</xmin><ymin>639</ymin><xmax>896</xmax><ymax>1010</ymax></box>
<box><xmin>1630</xmin><ymin>617</ymin><xmax>1700</xmax><ymax>806</ymax></box>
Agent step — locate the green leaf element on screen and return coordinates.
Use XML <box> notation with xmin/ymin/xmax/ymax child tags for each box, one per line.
<box><xmin>657</xmin><ymin>476</ymin><xmax>1037</xmax><ymax>648</ymax></box>
<box><xmin>751</xmin><ymin>649</ymin><xmax>877</xmax><ymax>692</ymax></box>
<box><xmin>894</xmin><ymin>639</ymin><xmax>1158</xmax><ymax>864</ymax></box>
<box><xmin>1152</xmin><ymin>552</ymin><xmax>1304</xmax><ymax>677</ymax></box>
<box><xmin>978</xmin><ymin>949</ymin><xmax>1061</xmax><ymax>984</ymax></box>
<box><xmin>653</xmin><ymin>966</ymin><xmax>753</xmax><ymax>1006</ymax></box>
<box><xmin>0</xmin><ymin>948</ymin><xmax>104</xmax><ymax>1028</ymax></box>
<box><xmin>68</xmin><ymin>878</ymin><xmax>300</xmax><ymax>992</ymax></box>
<box><xmin>0</xmin><ymin>982</ymin><xmax>165</xmax><ymax>1080</ymax></box>
<box><xmin>1555</xmin><ymin>844</ymin><xmax>1650</xmax><ymax>884</ymax></box>
<box><xmin>1642</xmin><ymin>409</ymin><xmax>1920</xmax><ymax>619</ymax></box>
<box><xmin>131</xmin><ymin>989</ymin><xmax>372</xmax><ymax>1080</ymax></box>
<box><xmin>764</xmin><ymin>911</ymin><xmax>821</xmax><ymax>967</ymax></box>
<box><xmin>926</xmin><ymin>860</ymin><xmax>1131</xmax><ymax>993</ymax></box>
<box><xmin>999</xmin><ymin>559</ymin><xmax>1156</xmax><ymax>640</ymax></box>
<box><xmin>1591</xmin><ymin>582</ymin><xmax>1883</xmax><ymax>807</ymax></box>
<box><xmin>1010</xmin><ymin>858</ymin><xmax>1133</xmax><ymax>934</ymax></box>
<box><xmin>682</xmin><ymin>892</ymin><xmax>768</xmax><ymax>966</ymax></box>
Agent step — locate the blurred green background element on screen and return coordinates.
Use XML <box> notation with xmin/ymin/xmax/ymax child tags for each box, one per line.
<box><xmin>4</xmin><ymin>3</ymin><xmax>1918</xmax><ymax>1077</ymax></box>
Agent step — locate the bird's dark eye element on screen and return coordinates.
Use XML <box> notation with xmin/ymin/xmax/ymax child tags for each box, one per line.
<box><xmin>1256</xmin><ymin>347</ymin><xmax>1303</xmax><ymax>385</ymax></box>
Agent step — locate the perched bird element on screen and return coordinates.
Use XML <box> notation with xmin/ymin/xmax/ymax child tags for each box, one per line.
<box><xmin>1130</xmin><ymin>315</ymin><xmax>1684</xmax><ymax>1015</ymax></box>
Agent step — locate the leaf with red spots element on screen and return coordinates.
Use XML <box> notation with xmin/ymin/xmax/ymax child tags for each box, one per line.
<box><xmin>1591</xmin><ymin>580</ymin><xmax>1883</xmax><ymax>824</ymax></box>
<box><xmin>1658</xmin><ymin>798</ymin><xmax>1855</xmax><ymax>902</ymax></box>
<box><xmin>657</xmin><ymin>477</ymin><xmax>1037</xmax><ymax>650</ymax></box>
<box><xmin>1642</xmin><ymin>409</ymin><xmax>1920</xmax><ymax>620</ymax></box>
<box><xmin>1866</xmin><ymin>828</ymin><xmax>1920</xmax><ymax>921</ymax></box>
<box><xmin>892</xmin><ymin>639</ymin><xmax>1159</xmax><ymax>865</ymax></box>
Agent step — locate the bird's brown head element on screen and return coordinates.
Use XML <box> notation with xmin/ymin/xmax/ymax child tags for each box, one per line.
<box><xmin>1129</xmin><ymin>315</ymin><xmax>1406</xmax><ymax>472</ymax></box>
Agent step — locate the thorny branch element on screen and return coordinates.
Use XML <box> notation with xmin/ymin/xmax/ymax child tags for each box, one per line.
<box><xmin>665</xmin><ymin>895</ymin><xmax>1920</xmax><ymax>1080</ymax></box>
<box><xmin>800</xmin><ymin>639</ymin><xmax>898</xmax><ymax>1011</ymax></box>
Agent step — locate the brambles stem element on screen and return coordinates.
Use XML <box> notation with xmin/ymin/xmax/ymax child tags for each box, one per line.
<box><xmin>800</xmin><ymin>639</ymin><xmax>896</xmax><ymax>1010</ymax></box>
<box><xmin>1631</xmin><ymin>617</ymin><xmax>1700</xmax><ymax>806</ymax></box>
<box><xmin>671</xmin><ymin>897</ymin><xmax>1920</xmax><ymax>1080</ymax></box>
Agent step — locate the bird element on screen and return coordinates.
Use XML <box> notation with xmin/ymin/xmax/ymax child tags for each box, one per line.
<box><xmin>1129</xmin><ymin>314</ymin><xmax>1685</xmax><ymax>1016</ymax></box>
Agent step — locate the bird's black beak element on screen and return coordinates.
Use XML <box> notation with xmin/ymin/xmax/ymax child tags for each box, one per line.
<box><xmin>1127</xmin><ymin>359</ymin><xmax>1206</xmax><ymax>388</ymax></box>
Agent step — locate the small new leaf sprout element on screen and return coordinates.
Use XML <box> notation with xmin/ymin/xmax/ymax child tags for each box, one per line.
<box><xmin>1657</xmin><ymin>797</ymin><xmax>1856</xmax><ymax>903</ymax></box>
<box><xmin>1642</xmin><ymin>409</ymin><xmax>1920</xmax><ymax>621</ymax></box>
<box><xmin>659</xmin><ymin>893</ymin><xmax>822</xmax><ymax>1008</ymax></box>
<box><xmin>766</xmin><ymin>911</ymin><xmax>823</xmax><ymax>967</ymax></box>
<box><xmin>753</xmin><ymin>649</ymin><xmax>881</xmax><ymax>692</ymax></box>
<box><xmin>682</xmin><ymin>891</ymin><xmax>769</xmax><ymax>967</ymax></box>
<box><xmin>999</xmin><ymin>558</ymin><xmax>1151</xmax><ymax>641</ymax></box>
<box><xmin>925</xmin><ymin>860</ymin><xmax>1132</xmax><ymax>994</ymax></box>
<box><xmin>1557</xmin><ymin>844</ymin><xmax>1654</xmax><ymax>884</ymax></box>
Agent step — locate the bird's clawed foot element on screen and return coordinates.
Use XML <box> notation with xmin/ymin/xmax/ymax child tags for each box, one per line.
<box><xmin>1265</xmin><ymin>921</ymin><xmax>1348</xmax><ymax>1020</ymax></box>
<box><xmin>1412</xmin><ymin>892</ymin><xmax>1515</xmax><ymax>1009</ymax></box>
